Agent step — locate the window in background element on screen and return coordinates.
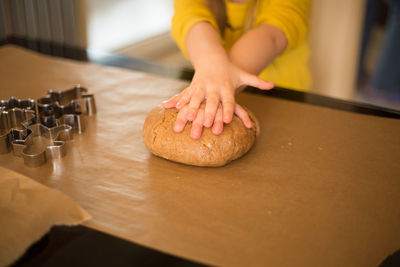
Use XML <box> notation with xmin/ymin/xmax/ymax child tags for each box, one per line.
<box><xmin>357</xmin><ymin>0</ymin><xmax>400</xmax><ymax>110</ymax></box>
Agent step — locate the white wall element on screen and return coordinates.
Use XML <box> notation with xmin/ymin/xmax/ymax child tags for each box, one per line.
<box><xmin>85</xmin><ymin>0</ymin><xmax>174</xmax><ymax>51</ymax></box>
<box><xmin>309</xmin><ymin>0</ymin><xmax>366</xmax><ymax>99</ymax></box>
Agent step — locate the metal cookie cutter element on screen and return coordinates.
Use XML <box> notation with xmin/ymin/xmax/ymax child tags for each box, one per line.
<box><xmin>0</xmin><ymin>98</ymin><xmax>35</xmax><ymax>154</ymax></box>
<box><xmin>37</xmin><ymin>85</ymin><xmax>96</xmax><ymax>133</ymax></box>
<box><xmin>12</xmin><ymin>123</ymin><xmax>73</xmax><ymax>167</ymax></box>
<box><xmin>1</xmin><ymin>85</ymin><xmax>95</xmax><ymax>167</ymax></box>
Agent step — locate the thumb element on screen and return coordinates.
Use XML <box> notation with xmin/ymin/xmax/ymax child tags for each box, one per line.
<box><xmin>240</xmin><ymin>71</ymin><xmax>274</xmax><ymax>90</ymax></box>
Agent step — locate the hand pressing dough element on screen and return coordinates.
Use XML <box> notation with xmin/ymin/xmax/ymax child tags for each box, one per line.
<box><xmin>142</xmin><ymin>105</ymin><xmax>260</xmax><ymax>167</ymax></box>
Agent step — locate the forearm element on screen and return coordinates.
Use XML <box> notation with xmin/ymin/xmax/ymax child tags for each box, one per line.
<box><xmin>228</xmin><ymin>23</ymin><xmax>288</xmax><ymax>75</ymax></box>
<box><xmin>185</xmin><ymin>21</ymin><xmax>229</xmax><ymax>70</ymax></box>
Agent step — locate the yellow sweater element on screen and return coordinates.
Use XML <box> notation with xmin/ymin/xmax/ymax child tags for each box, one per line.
<box><xmin>171</xmin><ymin>0</ymin><xmax>311</xmax><ymax>91</ymax></box>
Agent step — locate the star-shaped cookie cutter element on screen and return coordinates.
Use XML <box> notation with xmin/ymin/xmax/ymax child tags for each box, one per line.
<box><xmin>0</xmin><ymin>98</ymin><xmax>35</xmax><ymax>154</ymax></box>
<box><xmin>12</xmin><ymin>122</ymin><xmax>73</xmax><ymax>167</ymax></box>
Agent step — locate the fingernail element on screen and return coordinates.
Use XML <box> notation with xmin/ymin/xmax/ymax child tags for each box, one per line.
<box><xmin>213</xmin><ymin>125</ymin><xmax>221</xmax><ymax>135</ymax></box>
<box><xmin>192</xmin><ymin>132</ymin><xmax>200</xmax><ymax>140</ymax></box>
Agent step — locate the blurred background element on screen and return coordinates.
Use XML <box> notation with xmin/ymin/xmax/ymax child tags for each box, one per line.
<box><xmin>0</xmin><ymin>0</ymin><xmax>399</xmax><ymax>110</ymax></box>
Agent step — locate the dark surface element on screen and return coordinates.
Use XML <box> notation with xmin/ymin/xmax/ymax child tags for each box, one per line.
<box><xmin>87</xmin><ymin>50</ymin><xmax>400</xmax><ymax>119</ymax></box>
<box><xmin>12</xmin><ymin>225</ymin><xmax>207</xmax><ymax>267</ymax></box>
<box><xmin>380</xmin><ymin>250</ymin><xmax>400</xmax><ymax>267</ymax></box>
<box><xmin>88</xmin><ymin>49</ymin><xmax>400</xmax><ymax>119</ymax></box>
<box><xmin>245</xmin><ymin>86</ymin><xmax>400</xmax><ymax>119</ymax></box>
<box><xmin>1</xmin><ymin>38</ymin><xmax>400</xmax><ymax>266</ymax></box>
<box><xmin>87</xmin><ymin>50</ymin><xmax>194</xmax><ymax>81</ymax></box>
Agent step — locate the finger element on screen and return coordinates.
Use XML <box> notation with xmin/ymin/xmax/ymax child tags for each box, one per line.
<box><xmin>221</xmin><ymin>91</ymin><xmax>235</xmax><ymax>124</ymax></box>
<box><xmin>190</xmin><ymin>103</ymin><xmax>205</xmax><ymax>140</ymax></box>
<box><xmin>162</xmin><ymin>93</ymin><xmax>181</xmax><ymax>109</ymax></box>
<box><xmin>174</xmin><ymin>105</ymin><xmax>190</xmax><ymax>133</ymax></box>
<box><xmin>187</xmin><ymin>88</ymin><xmax>205</xmax><ymax>121</ymax></box>
<box><xmin>204</xmin><ymin>91</ymin><xmax>219</xmax><ymax>127</ymax></box>
<box><xmin>241</xmin><ymin>72</ymin><xmax>274</xmax><ymax>90</ymax></box>
<box><xmin>234</xmin><ymin>104</ymin><xmax>252</xmax><ymax>128</ymax></box>
<box><xmin>212</xmin><ymin>104</ymin><xmax>224</xmax><ymax>135</ymax></box>
<box><xmin>176</xmin><ymin>88</ymin><xmax>193</xmax><ymax>109</ymax></box>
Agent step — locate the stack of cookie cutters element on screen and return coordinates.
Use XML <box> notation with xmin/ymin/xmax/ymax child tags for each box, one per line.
<box><xmin>0</xmin><ymin>85</ymin><xmax>96</xmax><ymax>167</ymax></box>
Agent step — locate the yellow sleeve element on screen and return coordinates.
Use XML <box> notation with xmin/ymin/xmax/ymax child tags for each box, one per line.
<box><xmin>171</xmin><ymin>0</ymin><xmax>220</xmax><ymax>58</ymax></box>
<box><xmin>254</xmin><ymin>0</ymin><xmax>311</xmax><ymax>51</ymax></box>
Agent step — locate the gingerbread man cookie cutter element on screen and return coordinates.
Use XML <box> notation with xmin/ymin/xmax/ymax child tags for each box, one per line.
<box><xmin>12</xmin><ymin>122</ymin><xmax>73</xmax><ymax>167</ymax></box>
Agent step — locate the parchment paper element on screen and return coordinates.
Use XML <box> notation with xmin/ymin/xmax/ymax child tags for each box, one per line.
<box><xmin>1</xmin><ymin>45</ymin><xmax>399</xmax><ymax>266</ymax></box>
<box><xmin>0</xmin><ymin>167</ymin><xmax>91</xmax><ymax>266</ymax></box>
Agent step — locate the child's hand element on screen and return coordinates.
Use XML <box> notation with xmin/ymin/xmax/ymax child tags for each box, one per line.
<box><xmin>162</xmin><ymin>59</ymin><xmax>273</xmax><ymax>139</ymax></box>
<box><xmin>164</xmin><ymin>100</ymin><xmax>254</xmax><ymax>140</ymax></box>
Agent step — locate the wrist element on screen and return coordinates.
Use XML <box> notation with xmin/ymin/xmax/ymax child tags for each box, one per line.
<box><xmin>192</xmin><ymin>50</ymin><xmax>229</xmax><ymax>71</ymax></box>
<box><xmin>185</xmin><ymin>22</ymin><xmax>230</xmax><ymax>71</ymax></box>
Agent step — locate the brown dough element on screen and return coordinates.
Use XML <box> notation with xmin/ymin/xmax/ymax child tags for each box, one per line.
<box><xmin>142</xmin><ymin>105</ymin><xmax>260</xmax><ymax>167</ymax></box>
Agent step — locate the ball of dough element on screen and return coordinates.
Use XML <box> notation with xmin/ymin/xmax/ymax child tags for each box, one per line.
<box><xmin>142</xmin><ymin>105</ymin><xmax>260</xmax><ymax>167</ymax></box>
